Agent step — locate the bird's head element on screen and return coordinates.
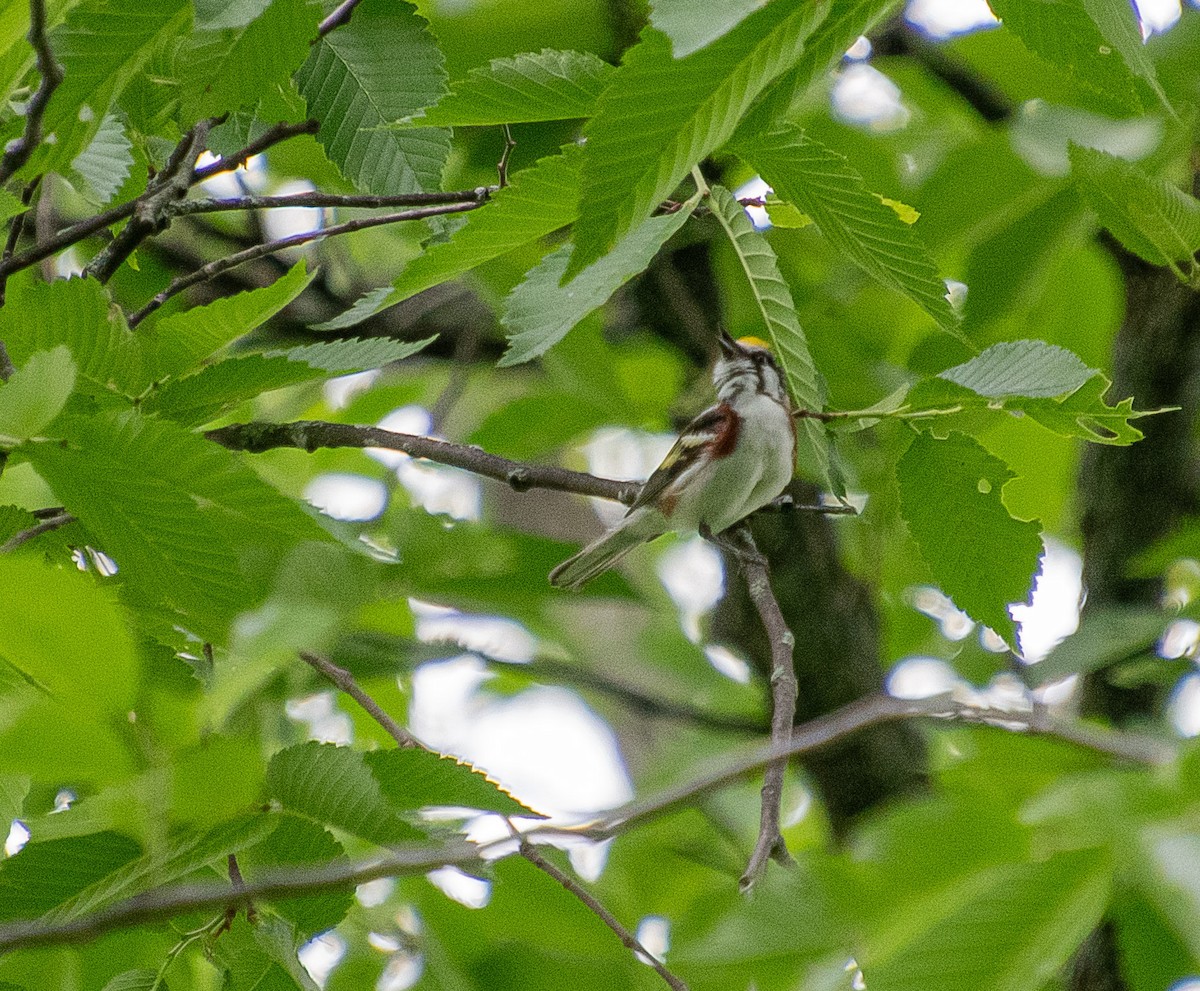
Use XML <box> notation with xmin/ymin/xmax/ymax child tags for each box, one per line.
<box><xmin>714</xmin><ymin>330</ymin><xmax>789</xmax><ymax>407</ymax></box>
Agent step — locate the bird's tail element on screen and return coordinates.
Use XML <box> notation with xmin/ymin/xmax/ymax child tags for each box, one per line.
<box><xmin>549</xmin><ymin>509</ymin><xmax>664</xmax><ymax>590</ymax></box>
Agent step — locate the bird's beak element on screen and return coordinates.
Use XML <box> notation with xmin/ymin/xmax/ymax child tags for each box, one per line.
<box><xmin>717</xmin><ymin>329</ymin><xmax>739</xmax><ymax>356</ymax></box>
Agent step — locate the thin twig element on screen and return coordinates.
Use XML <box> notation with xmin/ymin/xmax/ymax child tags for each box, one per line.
<box><xmin>171</xmin><ymin>187</ymin><xmax>496</xmax><ymax>216</ymax></box>
<box><xmin>722</xmin><ymin>525</ymin><xmax>797</xmax><ymax>893</ymax></box>
<box><xmin>582</xmin><ymin>693</ymin><xmax>1173</xmax><ymax>842</ymax></box>
<box><xmin>84</xmin><ymin>121</ymin><xmax>215</xmax><ymax>283</ymax></box>
<box><xmin>299</xmin><ymin>650</ymin><xmax>423</xmax><ymax>748</ymax></box>
<box><xmin>0</xmin><ymin>511</ymin><xmax>74</xmax><ymax>552</ymax></box>
<box><xmin>191</xmin><ymin>120</ymin><xmax>321</xmax><ymax>183</ymax></box>
<box><xmin>128</xmin><ymin>199</ymin><xmax>486</xmax><ymax>326</ymax></box>
<box><xmin>0</xmin><ymin>692</ymin><xmax>1173</xmax><ymax>954</ymax></box>
<box><xmin>206</xmin><ymin>420</ymin><xmax>642</xmax><ymax>504</ymax></box>
<box><xmin>510</xmin><ymin>656</ymin><xmax>767</xmax><ymax>735</ymax></box>
<box><xmin>0</xmin><ymin>342</ymin><xmax>13</xmax><ymax>382</ymax></box>
<box><xmin>0</xmin><ymin>122</ymin><xmax>322</xmax><ymax>282</ymax></box>
<box><xmin>317</xmin><ymin>0</ymin><xmax>363</xmax><ymax>36</ymax></box>
<box><xmin>299</xmin><ymin>643</ymin><xmax>687</xmax><ymax>988</ymax></box>
<box><xmin>0</xmin><ymin>179</ymin><xmax>39</xmax><ymax>305</ymax></box>
<box><xmin>512</xmin><ymin>826</ymin><xmax>689</xmax><ymax>991</ymax></box>
<box><xmin>0</xmin><ymin>0</ymin><xmax>63</xmax><ymax>185</ymax></box>
<box><xmin>428</xmin><ymin>325</ymin><xmax>479</xmax><ymax>433</ymax></box>
<box><xmin>497</xmin><ymin>124</ymin><xmax>516</xmax><ymax>187</ymax></box>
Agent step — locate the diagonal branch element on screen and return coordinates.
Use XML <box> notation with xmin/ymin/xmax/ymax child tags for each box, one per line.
<box><xmin>0</xmin><ymin>122</ymin><xmax>322</xmax><ymax>282</ymax></box>
<box><xmin>300</xmin><ymin>642</ymin><xmax>688</xmax><ymax>990</ymax></box>
<box><xmin>299</xmin><ymin>650</ymin><xmax>423</xmax><ymax>748</ymax></box>
<box><xmin>128</xmin><ymin>199</ymin><xmax>487</xmax><ymax>326</ymax></box>
<box><xmin>0</xmin><ymin>0</ymin><xmax>63</xmax><ymax>186</ymax></box>
<box><xmin>205</xmin><ymin>420</ymin><xmax>642</xmax><ymax>504</ymax></box>
<box><xmin>0</xmin><ymin>692</ymin><xmax>1172</xmax><ymax>954</ymax></box>
<box><xmin>84</xmin><ymin>121</ymin><xmax>215</xmax><ymax>283</ymax></box>
<box><xmin>513</xmin><ymin>828</ymin><xmax>689</xmax><ymax>991</ymax></box>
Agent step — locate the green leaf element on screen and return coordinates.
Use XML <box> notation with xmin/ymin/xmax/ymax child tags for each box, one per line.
<box><xmin>140</xmin><ymin>354</ymin><xmax>328</xmax><ymax>427</ymax></box>
<box><xmin>500</xmin><ymin>204</ymin><xmax>694</xmax><ymax>366</ymax></box>
<box><xmin>896</xmin><ymin>431</ymin><xmax>1042</xmax><ymax>648</ymax></box>
<box><xmin>23</xmin><ymin>412</ymin><xmax>332</xmax><ymax>640</ymax></box>
<box><xmin>738</xmin><ymin>125</ymin><xmax>963</xmax><ymax>339</ymax></box>
<box><xmin>149</xmin><ymin>260</ymin><xmax>317</xmax><ymax>380</ymax></box>
<box><xmin>1015</xmin><ymin>375</ymin><xmax>1158</xmax><ymax>446</ymax></box>
<box><xmin>1069</xmin><ymin>144</ymin><xmax>1200</xmax><ymax>280</ymax></box>
<box><xmin>0</xmin><ymin>277</ymin><xmax>146</xmax><ymax>399</ymax></box>
<box><xmin>0</xmin><ymin>555</ymin><xmax>138</xmax><ymax>716</ymax></box>
<box><xmin>735</xmin><ymin>0</ymin><xmax>900</xmax><ymax>135</ymax></box>
<box><xmin>319</xmin><ymin>145</ymin><xmax>584</xmax><ymax>328</ymax></box>
<box><xmin>31</xmin><ymin>0</ymin><xmax>191</xmax><ymax>177</ymax></box>
<box><xmin>99</xmin><ymin>971</ymin><xmax>161</xmax><ymax>991</ymax></box>
<box><xmin>1026</xmin><ymin>606</ymin><xmax>1166</xmax><ymax>687</ymax></box>
<box><xmin>296</xmin><ymin>0</ymin><xmax>449</xmax><ymax>196</ymax></box>
<box><xmin>213</xmin><ymin>914</ymin><xmax>320</xmax><ymax>991</ymax></box>
<box><xmin>271</xmin><ymin>334</ymin><xmax>435</xmax><ymax>372</ymax></box>
<box><xmin>0</xmin><ymin>188</ymin><xmax>25</xmax><ymax>224</ymax></box>
<box><xmin>865</xmin><ymin>849</ymin><xmax>1110</xmax><ymax>991</ymax></box>
<box><xmin>568</xmin><ymin>4</ymin><xmax>827</xmax><ymax>277</ymax></box>
<box><xmin>938</xmin><ymin>340</ymin><xmax>1097</xmax><ymax>399</ymax></box>
<box><xmin>647</xmin><ymin>0</ymin><xmax>772</xmax><ymax>58</ymax></box>
<box><xmin>237</xmin><ymin>814</ymin><xmax>352</xmax><ymax>938</ymax></box>
<box><xmin>0</xmin><ymin>505</ymin><xmax>36</xmax><ymax>546</ymax></box>
<box><xmin>266</xmin><ymin>742</ymin><xmax>424</xmax><ymax>845</ymax></box>
<box><xmin>0</xmin><ymin>347</ymin><xmax>77</xmax><ymax>445</ymax></box>
<box><xmin>47</xmin><ymin>817</ymin><xmax>276</xmax><ymax>923</ymax></box>
<box><xmin>68</xmin><ymin>112</ymin><xmax>133</xmax><ymax>205</ymax></box>
<box><xmin>143</xmin><ymin>336</ymin><xmax>435</xmax><ymax>426</ymax></box>
<box><xmin>0</xmin><ymin>831</ymin><xmax>141</xmax><ymax>923</ymax></box>
<box><xmin>410</xmin><ymin>49</ymin><xmax>614</xmax><ymax>126</ymax></box>
<box><xmin>1078</xmin><ymin>0</ymin><xmax>1171</xmax><ymax>112</ymax></box>
<box><xmin>707</xmin><ymin>183</ymin><xmax>832</xmax><ymax>487</ymax></box>
<box><xmin>363</xmin><ymin>748</ymin><xmax>540</xmax><ymax>817</ymax></box>
<box><xmin>986</xmin><ymin>0</ymin><xmax>1145</xmax><ymax>114</ymax></box>
<box><xmin>180</xmin><ymin>0</ymin><xmax>321</xmax><ymax>122</ymax></box>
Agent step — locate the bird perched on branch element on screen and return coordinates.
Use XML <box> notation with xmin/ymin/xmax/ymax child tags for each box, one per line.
<box><xmin>549</xmin><ymin>330</ymin><xmax>796</xmax><ymax>589</ymax></box>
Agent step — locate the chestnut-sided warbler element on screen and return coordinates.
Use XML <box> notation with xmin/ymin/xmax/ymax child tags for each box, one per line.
<box><xmin>549</xmin><ymin>331</ymin><xmax>796</xmax><ymax>589</ymax></box>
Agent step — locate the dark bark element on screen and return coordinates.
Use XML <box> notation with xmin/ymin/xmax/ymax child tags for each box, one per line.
<box><xmin>713</xmin><ymin>482</ymin><xmax>929</xmax><ymax>838</ymax></box>
<box><xmin>1070</xmin><ymin>248</ymin><xmax>1200</xmax><ymax>988</ymax></box>
<box><xmin>1078</xmin><ymin>250</ymin><xmax>1200</xmax><ymax>724</ymax></box>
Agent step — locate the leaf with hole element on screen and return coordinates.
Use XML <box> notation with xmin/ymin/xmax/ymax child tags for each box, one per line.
<box><xmin>896</xmin><ymin>431</ymin><xmax>1042</xmax><ymax>649</ymax></box>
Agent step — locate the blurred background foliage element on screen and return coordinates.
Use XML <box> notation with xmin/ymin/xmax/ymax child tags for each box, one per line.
<box><xmin>1</xmin><ymin>0</ymin><xmax>1200</xmax><ymax>989</ymax></box>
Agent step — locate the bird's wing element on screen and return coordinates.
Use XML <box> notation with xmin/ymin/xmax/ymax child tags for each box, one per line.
<box><xmin>625</xmin><ymin>403</ymin><xmax>733</xmax><ymax>516</ymax></box>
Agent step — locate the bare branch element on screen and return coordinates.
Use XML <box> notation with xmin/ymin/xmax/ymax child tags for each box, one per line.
<box><xmin>205</xmin><ymin>420</ymin><xmax>641</xmax><ymax>504</ymax></box>
<box><xmin>0</xmin><ymin>511</ymin><xmax>74</xmax><ymax>552</ymax></box>
<box><xmin>514</xmin><ymin>831</ymin><xmax>689</xmax><ymax>991</ymax></box>
<box><xmin>170</xmin><ymin>187</ymin><xmax>496</xmax><ymax>216</ymax></box>
<box><xmin>582</xmin><ymin>692</ymin><xmax>1173</xmax><ymax>842</ymax></box>
<box><xmin>317</xmin><ymin>0</ymin><xmax>363</xmax><ymax>36</ymax></box>
<box><xmin>0</xmin><ymin>179</ymin><xmax>39</xmax><ymax>306</ymax></box>
<box><xmin>84</xmin><ymin>121</ymin><xmax>216</xmax><ymax>283</ymax></box>
<box><xmin>0</xmin><ymin>0</ymin><xmax>64</xmax><ymax>185</ymax></box>
<box><xmin>0</xmin><ymin>342</ymin><xmax>13</xmax><ymax>382</ymax></box>
<box><xmin>299</xmin><ymin>650</ymin><xmax>423</xmax><ymax>748</ymax></box>
<box><xmin>720</xmin><ymin>525</ymin><xmax>797</xmax><ymax>893</ymax></box>
<box><xmin>190</xmin><ymin>120</ymin><xmax>321</xmax><ymax>184</ymax></box>
<box><xmin>128</xmin><ymin>199</ymin><xmax>485</xmax><ymax>326</ymax></box>
<box><xmin>0</xmin><ymin>692</ymin><xmax>1173</xmax><ymax>954</ymax></box>
<box><xmin>0</xmin><ymin>840</ymin><xmax>483</xmax><ymax>953</ymax></box>
<box><xmin>301</xmin><ymin>644</ymin><xmax>689</xmax><ymax>987</ymax></box>
<box><xmin>0</xmin><ymin>122</ymin><xmax>322</xmax><ymax>282</ymax></box>
<box><xmin>497</xmin><ymin>124</ymin><xmax>516</xmax><ymax>187</ymax></box>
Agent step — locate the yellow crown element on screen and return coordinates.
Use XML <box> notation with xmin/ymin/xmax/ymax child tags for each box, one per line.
<box><xmin>736</xmin><ymin>335</ymin><xmax>771</xmax><ymax>350</ymax></box>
